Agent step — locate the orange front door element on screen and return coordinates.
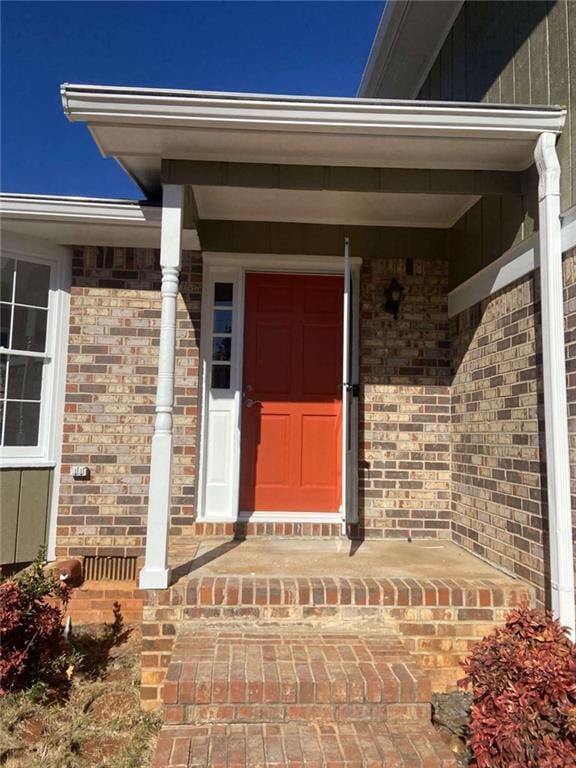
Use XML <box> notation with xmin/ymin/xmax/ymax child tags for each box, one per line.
<box><xmin>240</xmin><ymin>273</ymin><xmax>343</xmax><ymax>513</ymax></box>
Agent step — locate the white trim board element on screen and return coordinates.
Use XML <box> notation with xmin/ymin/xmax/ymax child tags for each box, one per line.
<box><xmin>447</xmin><ymin>205</ymin><xmax>576</xmax><ymax>317</ymax></box>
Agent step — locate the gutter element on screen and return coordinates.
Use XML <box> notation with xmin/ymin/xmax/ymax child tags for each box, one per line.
<box><xmin>60</xmin><ymin>83</ymin><xmax>566</xmax><ymax>139</ymax></box>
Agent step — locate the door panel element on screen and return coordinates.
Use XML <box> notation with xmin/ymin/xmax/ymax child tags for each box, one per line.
<box><xmin>300</xmin><ymin>414</ymin><xmax>338</xmax><ymax>488</ymax></box>
<box><xmin>240</xmin><ymin>273</ymin><xmax>343</xmax><ymax>512</ymax></box>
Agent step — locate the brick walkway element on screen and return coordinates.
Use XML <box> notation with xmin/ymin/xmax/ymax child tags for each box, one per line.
<box><xmin>154</xmin><ymin>722</ymin><xmax>456</xmax><ymax>767</ymax></box>
<box><xmin>152</xmin><ymin>627</ymin><xmax>456</xmax><ymax>767</ymax></box>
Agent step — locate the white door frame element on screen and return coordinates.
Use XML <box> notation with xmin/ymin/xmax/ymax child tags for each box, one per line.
<box><xmin>197</xmin><ymin>251</ymin><xmax>362</xmax><ymax>524</ymax></box>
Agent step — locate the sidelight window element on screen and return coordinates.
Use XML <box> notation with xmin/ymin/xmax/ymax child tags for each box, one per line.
<box><xmin>211</xmin><ymin>282</ymin><xmax>233</xmax><ymax>390</ymax></box>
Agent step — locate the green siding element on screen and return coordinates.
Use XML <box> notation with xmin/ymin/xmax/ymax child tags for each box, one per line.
<box><xmin>419</xmin><ymin>1</ymin><xmax>573</xmax><ymax>208</ymax></box>
<box><xmin>0</xmin><ymin>468</ymin><xmax>52</xmax><ymax>565</ymax></box>
<box><xmin>417</xmin><ymin>1</ymin><xmax>575</xmax><ymax>288</ymax></box>
<box><xmin>0</xmin><ymin>471</ymin><xmax>21</xmax><ymax>563</ymax></box>
<box><xmin>198</xmin><ymin>221</ymin><xmax>448</xmax><ymax>261</ymax></box>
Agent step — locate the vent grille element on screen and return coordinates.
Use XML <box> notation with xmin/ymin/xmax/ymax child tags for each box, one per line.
<box><xmin>83</xmin><ymin>555</ymin><xmax>137</xmax><ymax>582</ymax></box>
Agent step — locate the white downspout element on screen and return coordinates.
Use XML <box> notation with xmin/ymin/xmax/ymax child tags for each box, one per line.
<box><xmin>535</xmin><ymin>132</ymin><xmax>575</xmax><ymax>636</ymax></box>
<box><xmin>139</xmin><ymin>184</ymin><xmax>183</xmax><ymax>589</ymax></box>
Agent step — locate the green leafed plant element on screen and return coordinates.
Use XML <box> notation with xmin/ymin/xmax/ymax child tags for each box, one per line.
<box><xmin>459</xmin><ymin>607</ymin><xmax>576</xmax><ymax>767</ymax></box>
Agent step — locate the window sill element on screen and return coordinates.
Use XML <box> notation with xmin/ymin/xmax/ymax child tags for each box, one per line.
<box><xmin>0</xmin><ymin>459</ymin><xmax>56</xmax><ymax>470</ymax></box>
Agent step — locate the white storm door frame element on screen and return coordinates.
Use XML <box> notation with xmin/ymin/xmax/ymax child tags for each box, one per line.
<box><xmin>197</xmin><ymin>252</ymin><xmax>361</xmax><ymax>523</ymax></box>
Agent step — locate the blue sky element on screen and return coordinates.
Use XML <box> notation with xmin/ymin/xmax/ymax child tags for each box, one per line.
<box><xmin>1</xmin><ymin>1</ymin><xmax>384</xmax><ymax>199</ymax></box>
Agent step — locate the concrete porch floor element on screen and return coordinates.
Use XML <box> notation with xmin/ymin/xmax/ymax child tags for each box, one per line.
<box><xmin>183</xmin><ymin>537</ymin><xmax>514</xmax><ymax>583</ymax></box>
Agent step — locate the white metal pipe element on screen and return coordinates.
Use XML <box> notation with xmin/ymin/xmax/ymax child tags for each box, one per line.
<box><xmin>535</xmin><ymin>132</ymin><xmax>575</xmax><ymax>636</ymax></box>
<box><xmin>341</xmin><ymin>237</ymin><xmax>351</xmax><ymax>536</ymax></box>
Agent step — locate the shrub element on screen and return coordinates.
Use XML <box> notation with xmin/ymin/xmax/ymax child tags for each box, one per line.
<box><xmin>459</xmin><ymin>607</ymin><xmax>576</xmax><ymax>768</ymax></box>
<box><xmin>0</xmin><ymin>551</ymin><xmax>72</xmax><ymax>694</ymax></box>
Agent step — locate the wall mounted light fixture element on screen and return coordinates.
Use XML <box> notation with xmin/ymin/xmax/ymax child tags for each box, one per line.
<box><xmin>383</xmin><ymin>277</ymin><xmax>405</xmax><ymax>320</ymax></box>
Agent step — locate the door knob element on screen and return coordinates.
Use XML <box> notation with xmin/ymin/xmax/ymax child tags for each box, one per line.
<box><xmin>244</xmin><ymin>398</ymin><xmax>261</xmax><ymax>408</ymax></box>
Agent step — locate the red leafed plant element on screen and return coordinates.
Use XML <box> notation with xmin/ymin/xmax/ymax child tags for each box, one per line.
<box><xmin>459</xmin><ymin>606</ymin><xmax>576</xmax><ymax>767</ymax></box>
<box><xmin>0</xmin><ymin>551</ymin><xmax>71</xmax><ymax>694</ymax></box>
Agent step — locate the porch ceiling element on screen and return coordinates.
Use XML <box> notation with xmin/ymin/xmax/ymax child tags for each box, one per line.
<box><xmin>62</xmin><ymin>85</ymin><xmax>566</xmax><ymax>211</ymax></box>
<box><xmin>194</xmin><ymin>186</ymin><xmax>478</xmax><ymax>228</ymax></box>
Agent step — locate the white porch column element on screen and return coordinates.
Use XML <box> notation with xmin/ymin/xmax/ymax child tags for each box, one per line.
<box><xmin>535</xmin><ymin>132</ymin><xmax>575</xmax><ymax>635</ymax></box>
<box><xmin>139</xmin><ymin>184</ymin><xmax>184</xmax><ymax>589</ymax></box>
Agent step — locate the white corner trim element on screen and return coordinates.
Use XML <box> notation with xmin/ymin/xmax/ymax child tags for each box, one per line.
<box><xmin>535</xmin><ymin>132</ymin><xmax>575</xmax><ymax>636</ymax></box>
<box><xmin>45</xmin><ymin>247</ymin><xmax>72</xmax><ymax>562</ymax></box>
<box><xmin>448</xmin><ymin>202</ymin><xmax>576</xmax><ymax>318</ymax></box>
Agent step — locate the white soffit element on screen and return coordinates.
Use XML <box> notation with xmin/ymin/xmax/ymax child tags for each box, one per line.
<box><xmin>358</xmin><ymin>1</ymin><xmax>464</xmax><ymax>99</ymax></box>
<box><xmin>195</xmin><ymin>186</ymin><xmax>479</xmax><ymax>228</ymax></box>
<box><xmin>61</xmin><ymin>84</ymin><xmax>566</xmax><ymax>198</ymax></box>
<box><xmin>0</xmin><ymin>194</ymin><xmax>200</xmax><ymax>249</ymax></box>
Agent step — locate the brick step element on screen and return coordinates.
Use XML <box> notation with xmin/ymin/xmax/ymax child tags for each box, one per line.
<box><xmin>162</xmin><ymin>629</ymin><xmax>431</xmax><ymax>725</ymax></box>
<box><xmin>179</xmin><ymin>574</ymin><xmax>529</xmax><ymax>620</ymax></box>
<box><xmin>152</xmin><ymin>721</ymin><xmax>457</xmax><ymax>767</ymax></box>
<box><xmin>143</xmin><ymin>574</ymin><xmax>534</xmax><ymax>702</ymax></box>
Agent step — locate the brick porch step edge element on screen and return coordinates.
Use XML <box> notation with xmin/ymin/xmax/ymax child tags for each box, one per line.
<box><xmin>155</xmin><ymin>575</ymin><xmax>533</xmax><ymax>613</ymax></box>
<box><xmin>141</xmin><ymin>575</ymin><xmax>535</xmax><ymax>706</ymax></box>
<box><xmin>152</xmin><ymin>721</ymin><xmax>457</xmax><ymax>767</ymax></box>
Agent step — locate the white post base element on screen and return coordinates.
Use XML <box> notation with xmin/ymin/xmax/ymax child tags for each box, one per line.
<box><xmin>139</xmin><ymin>566</ymin><xmax>172</xmax><ymax>590</ymax></box>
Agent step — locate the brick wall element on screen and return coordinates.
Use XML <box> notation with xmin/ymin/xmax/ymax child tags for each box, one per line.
<box><xmin>359</xmin><ymin>257</ymin><xmax>452</xmax><ymax>538</ymax></box>
<box><xmin>451</xmin><ymin>271</ymin><xmax>547</xmax><ymax>603</ymax></box>
<box><xmin>451</xmin><ymin>252</ymin><xmax>576</xmax><ymax>608</ymax></box>
<box><xmin>56</xmin><ymin>246</ymin><xmax>201</xmax><ymax>562</ymax></box>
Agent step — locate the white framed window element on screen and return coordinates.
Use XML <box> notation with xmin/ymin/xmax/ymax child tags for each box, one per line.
<box><xmin>0</xmin><ymin>234</ymin><xmax>70</xmax><ymax>465</ymax></box>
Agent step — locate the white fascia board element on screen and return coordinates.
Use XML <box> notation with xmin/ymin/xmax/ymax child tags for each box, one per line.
<box><xmin>358</xmin><ymin>1</ymin><xmax>464</xmax><ymax>99</ymax></box>
<box><xmin>0</xmin><ymin>194</ymin><xmax>200</xmax><ymax>250</ymax></box>
<box><xmin>0</xmin><ymin>193</ymin><xmax>162</xmax><ymax>222</ymax></box>
<box><xmin>61</xmin><ymin>84</ymin><xmax>566</xmax><ymax>141</ymax></box>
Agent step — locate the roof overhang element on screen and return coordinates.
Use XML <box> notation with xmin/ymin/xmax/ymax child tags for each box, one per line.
<box><xmin>61</xmin><ymin>84</ymin><xmax>566</xmax><ymax>208</ymax></box>
<box><xmin>0</xmin><ymin>194</ymin><xmax>200</xmax><ymax>249</ymax></box>
<box><xmin>358</xmin><ymin>0</ymin><xmax>464</xmax><ymax>99</ymax></box>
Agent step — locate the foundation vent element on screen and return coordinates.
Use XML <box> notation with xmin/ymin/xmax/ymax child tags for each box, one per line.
<box><xmin>83</xmin><ymin>555</ymin><xmax>137</xmax><ymax>582</ymax></box>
